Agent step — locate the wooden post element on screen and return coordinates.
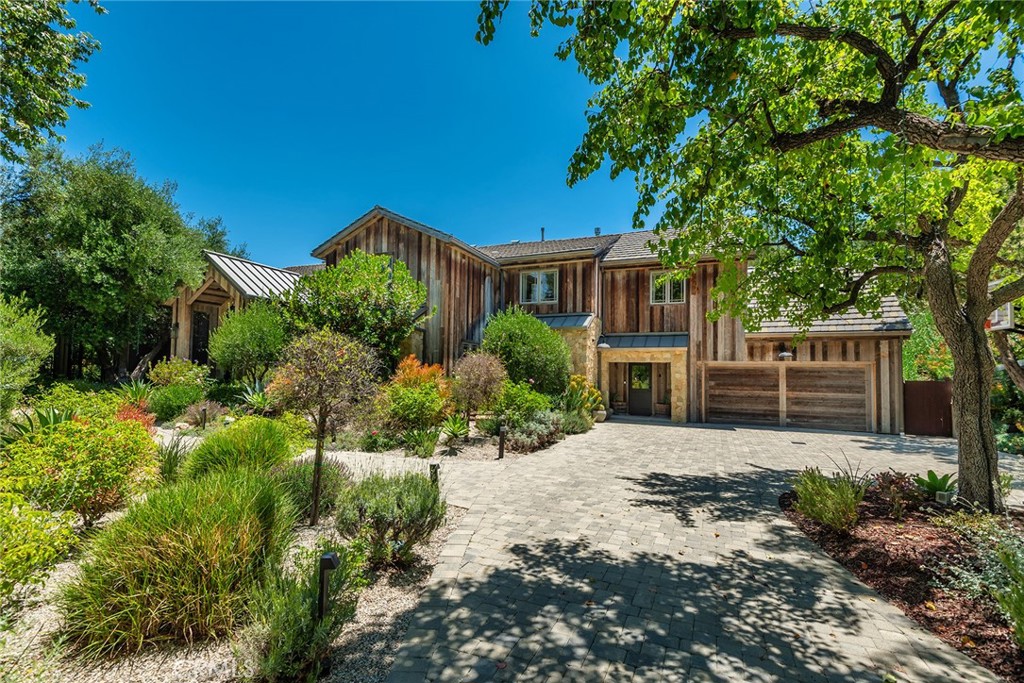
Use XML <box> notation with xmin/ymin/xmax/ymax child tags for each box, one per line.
<box><xmin>778</xmin><ymin>364</ymin><xmax>787</xmax><ymax>428</ymax></box>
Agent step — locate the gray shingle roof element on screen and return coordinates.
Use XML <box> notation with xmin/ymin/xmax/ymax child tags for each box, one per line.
<box><xmin>601</xmin><ymin>230</ymin><xmax>659</xmax><ymax>263</ymax></box>
<box><xmin>283</xmin><ymin>263</ymin><xmax>325</xmax><ymax>276</ymax></box>
<box><xmin>534</xmin><ymin>313</ymin><xmax>595</xmax><ymax>330</ymax></box>
<box><xmin>478</xmin><ymin>235</ymin><xmax>620</xmax><ymax>262</ymax></box>
<box><xmin>205</xmin><ymin>251</ymin><xmax>300</xmax><ymax>299</ymax></box>
<box><xmin>750</xmin><ymin>296</ymin><xmax>911</xmax><ymax>336</ymax></box>
<box><xmin>599</xmin><ymin>333</ymin><xmax>689</xmax><ymax>349</ymax></box>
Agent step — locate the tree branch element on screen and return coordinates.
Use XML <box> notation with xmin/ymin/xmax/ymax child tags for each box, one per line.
<box><xmin>992</xmin><ymin>330</ymin><xmax>1024</xmax><ymax>395</ymax></box>
<box><xmin>992</xmin><ymin>277</ymin><xmax>1024</xmax><ymax>311</ymax></box>
<box><xmin>902</xmin><ymin>0</ymin><xmax>959</xmax><ymax>74</ymax></box>
<box><xmin>968</xmin><ymin>172</ymin><xmax>1024</xmax><ymax>305</ymax></box>
<box><xmin>820</xmin><ymin>266</ymin><xmax>914</xmax><ymax>315</ymax></box>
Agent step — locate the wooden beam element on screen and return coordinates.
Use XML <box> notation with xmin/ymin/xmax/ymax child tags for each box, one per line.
<box><xmin>778</xmin><ymin>363</ymin><xmax>787</xmax><ymax>428</ymax></box>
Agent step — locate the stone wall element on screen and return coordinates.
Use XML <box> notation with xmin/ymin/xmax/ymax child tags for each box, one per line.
<box><xmin>555</xmin><ymin>319</ymin><xmax>600</xmax><ymax>385</ymax></box>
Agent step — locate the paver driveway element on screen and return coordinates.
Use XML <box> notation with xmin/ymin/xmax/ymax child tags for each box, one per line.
<box><xmin>354</xmin><ymin>421</ymin><xmax>1017</xmax><ymax>682</ymax></box>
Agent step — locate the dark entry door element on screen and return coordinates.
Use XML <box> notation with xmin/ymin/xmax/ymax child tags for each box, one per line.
<box><xmin>191</xmin><ymin>311</ymin><xmax>210</xmax><ymax>365</ymax></box>
<box><xmin>904</xmin><ymin>380</ymin><xmax>953</xmax><ymax>437</ymax></box>
<box><xmin>628</xmin><ymin>363</ymin><xmax>652</xmax><ymax>416</ymax></box>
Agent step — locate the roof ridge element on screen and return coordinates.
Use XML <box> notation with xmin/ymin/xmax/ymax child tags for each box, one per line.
<box><xmin>203</xmin><ymin>250</ymin><xmax>301</xmax><ymax>276</ymax></box>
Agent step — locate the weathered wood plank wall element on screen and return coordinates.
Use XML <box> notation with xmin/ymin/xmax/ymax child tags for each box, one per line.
<box><xmin>500</xmin><ymin>258</ymin><xmax>599</xmax><ymax>314</ymax></box>
<box><xmin>600</xmin><ymin>265</ymin><xmax>689</xmax><ymax>334</ymax></box>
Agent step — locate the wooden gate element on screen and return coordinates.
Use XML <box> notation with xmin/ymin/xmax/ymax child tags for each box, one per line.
<box><xmin>701</xmin><ymin>361</ymin><xmax>875</xmax><ymax>433</ymax></box>
<box><xmin>904</xmin><ymin>381</ymin><xmax>953</xmax><ymax>437</ymax></box>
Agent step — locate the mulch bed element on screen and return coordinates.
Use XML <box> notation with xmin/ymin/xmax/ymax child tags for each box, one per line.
<box><xmin>780</xmin><ymin>489</ymin><xmax>1024</xmax><ymax>682</ymax></box>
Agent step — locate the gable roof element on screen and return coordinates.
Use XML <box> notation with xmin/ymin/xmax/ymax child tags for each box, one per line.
<box><xmin>205</xmin><ymin>251</ymin><xmax>300</xmax><ymax>299</ymax></box>
<box><xmin>601</xmin><ymin>230</ymin><xmax>659</xmax><ymax>263</ymax></box>
<box><xmin>478</xmin><ymin>234</ymin><xmax>620</xmax><ymax>262</ymax></box>
<box><xmin>750</xmin><ymin>296</ymin><xmax>912</xmax><ymax>336</ymax></box>
<box><xmin>310</xmin><ymin>205</ymin><xmax>500</xmax><ymax>267</ymax></box>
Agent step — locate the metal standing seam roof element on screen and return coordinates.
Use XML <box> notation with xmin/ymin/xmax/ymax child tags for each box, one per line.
<box><xmin>750</xmin><ymin>296</ymin><xmax>912</xmax><ymax>336</ymax></box>
<box><xmin>534</xmin><ymin>313</ymin><xmax>595</xmax><ymax>330</ymax></box>
<box><xmin>599</xmin><ymin>333</ymin><xmax>690</xmax><ymax>349</ymax></box>
<box><xmin>204</xmin><ymin>251</ymin><xmax>300</xmax><ymax>299</ymax></box>
<box><xmin>478</xmin><ymin>234</ymin><xmax>621</xmax><ymax>262</ymax></box>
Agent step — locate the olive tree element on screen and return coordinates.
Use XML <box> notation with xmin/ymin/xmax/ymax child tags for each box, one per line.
<box><xmin>270</xmin><ymin>330</ymin><xmax>379</xmax><ymax>525</ymax></box>
<box><xmin>208</xmin><ymin>300</ymin><xmax>286</xmax><ymax>384</ymax></box>
<box><xmin>0</xmin><ymin>295</ymin><xmax>55</xmax><ymax>425</ymax></box>
<box><xmin>479</xmin><ymin>0</ymin><xmax>1024</xmax><ymax>512</ymax></box>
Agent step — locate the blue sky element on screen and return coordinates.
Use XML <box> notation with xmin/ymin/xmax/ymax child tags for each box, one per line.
<box><xmin>61</xmin><ymin>1</ymin><xmax>644</xmax><ymax>267</ymax></box>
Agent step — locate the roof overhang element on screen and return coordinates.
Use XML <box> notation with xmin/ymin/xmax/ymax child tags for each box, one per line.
<box><xmin>534</xmin><ymin>313</ymin><xmax>595</xmax><ymax>330</ymax></box>
<box><xmin>747</xmin><ymin>329</ymin><xmax>913</xmax><ymax>339</ymax></box>
<box><xmin>493</xmin><ymin>249</ymin><xmax>601</xmax><ymax>266</ymax></box>
<box><xmin>598</xmin><ymin>333</ymin><xmax>689</xmax><ymax>349</ymax></box>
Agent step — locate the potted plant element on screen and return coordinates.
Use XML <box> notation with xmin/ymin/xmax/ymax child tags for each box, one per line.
<box><xmin>654</xmin><ymin>392</ymin><xmax>671</xmax><ymax>417</ymax></box>
<box><xmin>914</xmin><ymin>470</ymin><xmax>957</xmax><ymax>505</ymax></box>
<box><xmin>610</xmin><ymin>392</ymin><xmax>626</xmax><ymax>413</ymax></box>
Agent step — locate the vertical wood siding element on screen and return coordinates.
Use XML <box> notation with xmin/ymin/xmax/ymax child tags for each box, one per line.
<box><xmin>686</xmin><ymin>262</ymin><xmax>746</xmax><ymax>421</ymax></box>
<box><xmin>500</xmin><ymin>259</ymin><xmax>598</xmax><ymax>314</ymax></box>
<box><xmin>600</xmin><ymin>266</ymin><xmax>690</xmax><ymax>334</ymax></box>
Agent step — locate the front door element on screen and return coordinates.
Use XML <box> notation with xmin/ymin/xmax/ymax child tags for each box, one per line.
<box><xmin>191</xmin><ymin>311</ymin><xmax>210</xmax><ymax>365</ymax></box>
<box><xmin>628</xmin><ymin>363</ymin><xmax>652</xmax><ymax>416</ymax></box>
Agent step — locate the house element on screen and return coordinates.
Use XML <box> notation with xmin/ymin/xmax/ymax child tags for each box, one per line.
<box><xmin>166</xmin><ymin>205</ymin><xmax>911</xmax><ymax>433</ymax></box>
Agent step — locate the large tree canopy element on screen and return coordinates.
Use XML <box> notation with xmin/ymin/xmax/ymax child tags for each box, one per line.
<box><xmin>0</xmin><ymin>146</ymin><xmax>229</xmax><ymax>377</ymax></box>
<box><xmin>479</xmin><ymin>0</ymin><xmax>1024</xmax><ymax>512</ymax></box>
<box><xmin>0</xmin><ymin>0</ymin><xmax>104</xmax><ymax>162</ymax></box>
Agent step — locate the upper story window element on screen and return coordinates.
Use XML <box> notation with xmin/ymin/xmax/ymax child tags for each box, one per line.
<box><xmin>650</xmin><ymin>271</ymin><xmax>686</xmax><ymax>304</ymax></box>
<box><xmin>520</xmin><ymin>269</ymin><xmax>558</xmax><ymax>304</ymax></box>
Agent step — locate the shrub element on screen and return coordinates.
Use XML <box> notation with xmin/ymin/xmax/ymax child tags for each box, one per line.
<box><xmin>386</xmin><ymin>383</ymin><xmax>449</xmax><ymax>432</ymax></box>
<box><xmin>359</xmin><ymin>429</ymin><xmax>399</xmax><ymax>453</ymax></box>
<box><xmin>403</xmin><ymin>427</ymin><xmax>440</xmax><ymax>458</ymax></box>
<box><xmin>147</xmin><ymin>357</ymin><xmax>209</xmax><ymax>387</ymax></box>
<box><xmin>114</xmin><ymin>403</ymin><xmax>156</xmax><ymax>435</ymax></box>
<box><xmin>873</xmin><ymin>469</ymin><xmax>924</xmax><ymax>520</ymax></box>
<box><xmin>0</xmin><ymin>295</ymin><xmax>54</xmax><ymax>427</ymax></box>
<box><xmin>242</xmin><ymin>381</ymin><xmax>274</xmax><ymax>415</ymax></box>
<box><xmin>208</xmin><ymin>301</ymin><xmax>286</xmax><ymax>384</ymax></box>
<box><xmin>185</xmin><ymin>416</ymin><xmax>293</xmax><ymax>479</ymax></box>
<box><xmin>451</xmin><ymin>352</ymin><xmax>506</xmax><ymax>417</ymax></box>
<box><xmin>1</xmin><ymin>407</ymin><xmax>77</xmax><ymax>445</ymax></box>
<box><xmin>272</xmin><ymin>459</ymin><xmax>350</xmax><ymax>520</ymax></box>
<box><xmin>560</xmin><ymin>375</ymin><xmax>604</xmax><ymax>414</ymax></box>
<box><xmin>0</xmin><ymin>492</ymin><xmax>75</xmax><ymax>606</ymax></box>
<box><xmin>506</xmin><ymin>411</ymin><xmax>564</xmax><ymax>452</ymax></box>
<box><xmin>440</xmin><ymin>413</ymin><xmax>470</xmax><ymax>446</ymax></box>
<box><xmin>481</xmin><ymin>307</ymin><xmax>571</xmax><ymax>396</ymax></box>
<box><xmin>791</xmin><ymin>467</ymin><xmax>868</xmax><ymax>533</ymax></box>
<box><xmin>58</xmin><ymin>469</ymin><xmax>295</xmax><ymax>657</ymax></box>
<box><xmin>935</xmin><ymin>513</ymin><xmax>1024</xmax><ymax>612</ymax></box>
<box><xmin>183</xmin><ymin>400</ymin><xmax>228</xmax><ymax>427</ymax></box>
<box><xmin>234</xmin><ymin>540</ymin><xmax>365</xmax><ymax>683</ymax></box>
<box><xmin>392</xmin><ymin>355</ymin><xmax>447</xmax><ymax>389</ymax></box>
<box><xmin>480</xmin><ymin>380</ymin><xmax>552</xmax><ymax>433</ymax></box>
<box><xmin>115</xmin><ymin>380</ymin><xmax>154</xmax><ymax>410</ymax></box>
<box><xmin>274</xmin><ymin>411</ymin><xmax>314</xmax><ymax>455</ymax></box>
<box><xmin>558</xmin><ymin>409</ymin><xmax>593</xmax><ymax>435</ymax></box>
<box><xmin>998</xmin><ymin>549</ymin><xmax>1024</xmax><ymax>649</ymax></box>
<box><xmin>1</xmin><ymin>418</ymin><xmax>158</xmax><ymax>526</ymax></box>
<box><xmin>32</xmin><ymin>383</ymin><xmax>122</xmax><ymax>419</ymax></box>
<box><xmin>206</xmin><ymin>381</ymin><xmax>248</xmax><ymax>407</ymax></box>
<box><xmin>150</xmin><ymin>384</ymin><xmax>206</xmax><ymax>422</ymax></box>
<box><xmin>335</xmin><ymin>472</ymin><xmax>447</xmax><ymax>568</ymax></box>
<box><xmin>157</xmin><ymin>434</ymin><xmax>191</xmax><ymax>485</ymax></box>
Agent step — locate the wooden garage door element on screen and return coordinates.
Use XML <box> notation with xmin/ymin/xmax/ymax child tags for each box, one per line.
<box><xmin>702</xmin><ymin>361</ymin><xmax>874</xmax><ymax>433</ymax></box>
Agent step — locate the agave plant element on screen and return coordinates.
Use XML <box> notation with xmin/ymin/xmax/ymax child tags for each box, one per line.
<box><xmin>440</xmin><ymin>413</ymin><xmax>470</xmax><ymax>446</ymax></box>
<box><xmin>1</xmin><ymin>408</ymin><xmax>77</xmax><ymax>444</ymax></box>
<box><xmin>914</xmin><ymin>470</ymin><xmax>957</xmax><ymax>494</ymax></box>
<box><xmin>240</xmin><ymin>381</ymin><xmax>272</xmax><ymax>415</ymax></box>
<box><xmin>116</xmin><ymin>380</ymin><xmax>155</xmax><ymax>408</ymax></box>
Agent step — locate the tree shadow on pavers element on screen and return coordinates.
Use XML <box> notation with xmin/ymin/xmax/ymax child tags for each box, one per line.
<box><xmin>621</xmin><ymin>466</ymin><xmax>800</xmax><ymax>527</ymax></box>
<box><xmin>846</xmin><ymin>433</ymin><xmax>960</xmax><ymax>463</ymax></box>
<box><xmin>389</xmin><ymin>532</ymin><xmax>977</xmax><ymax>683</ymax></box>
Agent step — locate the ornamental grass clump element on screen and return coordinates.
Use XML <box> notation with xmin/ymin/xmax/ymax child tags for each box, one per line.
<box><xmin>59</xmin><ymin>469</ymin><xmax>294</xmax><ymax>658</ymax></box>
<box><xmin>335</xmin><ymin>472</ymin><xmax>446</xmax><ymax>569</ymax></box>
<box><xmin>792</xmin><ymin>465</ymin><xmax>869</xmax><ymax>534</ymax></box>
<box><xmin>185</xmin><ymin>416</ymin><xmax>292</xmax><ymax>479</ymax></box>
<box><xmin>271</xmin><ymin>459</ymin><xmax>350</xmax><ymax>520</ymax></box>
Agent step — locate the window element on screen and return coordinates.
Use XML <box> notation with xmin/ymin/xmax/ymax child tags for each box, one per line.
<box><xmin>650</xmin><ymin>271</ymin><xmax>686</xmax><ymax>304</ymax></box>
<box><xmin>520</xmin><ymin>269</ymin><xmax>558</xmax><ymax>304</ymax></box>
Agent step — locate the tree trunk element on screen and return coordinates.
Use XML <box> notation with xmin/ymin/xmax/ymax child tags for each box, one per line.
<box><xmin>310</xmin><ymin>414</ymin><xmax>327</xmax><ymax>526</ymax></box>
<box><xmin>129</xmin><ymin>338</ymin><xmax>168</xmax><ymax>381</ymax></box>
<box><xmin>993</xmin><ymin>331</ymin><xmax>1024</xmax><ymax>396</ymax></box>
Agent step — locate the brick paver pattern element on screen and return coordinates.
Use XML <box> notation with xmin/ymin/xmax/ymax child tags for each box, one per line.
<box><xmin>338</xmin><ymin>421</ymin><xmax>1020</xmax><ymax>682</ymax></box>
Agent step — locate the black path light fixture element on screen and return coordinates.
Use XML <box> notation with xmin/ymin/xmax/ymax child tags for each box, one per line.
<box><xmin>317</xmin><ymin>551</ymin><xmax>341</xmax><ymax>623</ymax></box>
<box><xmin>497</xmin><ymin>424</ymin><xmax>507</xmax><ymax>460</ymax></box>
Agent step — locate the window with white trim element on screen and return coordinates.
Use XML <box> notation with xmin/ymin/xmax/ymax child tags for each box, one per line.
<box><xmin>650</xmin><ymin>271</ymin><xmax>686</xmax><ymax>304</ymax></box>
<box><xmin>520</xmin><ymin>269</ymin><xmax>558</xmax><ymax>304</ymax></box>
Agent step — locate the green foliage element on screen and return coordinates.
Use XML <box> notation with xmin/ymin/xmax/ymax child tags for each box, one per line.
<box><xmin>1</xmin><ymin>407</ymin><xmax>77</xmax><ymax>445</ymax></box>
<box><xmin>0</xmin><ymin>295</ymin><xmax>54</xmax><ymax>425</ymax></box>
<box><xmin>482</xmin><ymin>380</ymin><xmax>552</xmax><ymax>432</ymax></box>
<box><xmin>206</xmin><ymin>381</ymin><xmax>248</xmax><ymax>407</ymax></box>
<box><xmin>242</xmin><ymin>381</ymin><xmax>273</xmax><ymax>416</ymax></box>
<box><xmin>558</xmin><ymin>409</ymin><xmax>593</xmax><ymax>436</ymax></box>
<box><xmin>997</xmin><ymin>549</ymin><xmax>1024</xmax><ymax>649</ymax></box>
<box><xmin>792</xmin><ymin>467</ymin><xmax>868</xmax><ymax>533</ymax></box>
<box><xmin>359</xmin><ymin>429</ymin><xmax>399</xmax><ymax>453</ymax></box>
<box><xmin>0</xmin><ymin>492</ymin><xmax>75</xmax><ymax>607</ymax></box>
<box><xmin>402</xmin><ymin>428</ymin><xmax>440</xmax><ymax>459</ymax></box>
<box><xmin>271</xmin><ymin>459</ymin><xmax>349</xmax><ymax>520</ymax></box>
<box><xmin>0</xmin><ymin>1</ymin><xmax>102</xmax><ymax>162</ymax></box>
<box><xmin>208</xmin><ymin>301</ymin><xmax>287</xmax><ymax>384</ymax></box>
<box><xmin>183</xmin><ymin>400</ymin><xmax>228</xmax><ymax>427</ymax></box>
<box><xmin>0</xmin><ymin>147</ymin><xmax>213</xmax><ymax>373</ymax></box>
<box><xmin>273</xmin><ymin>412</ymin><xmax>314</xmax><ymax>455</ymax></box>
<box><xmin>505</xmin><ymin>411</ymin><xmax>564</xmax><ymax>453</ymax></box>
<box><xmin>902</xmin><ymin>308</ymin><xmax>954</xmax><ymax>381</ymax></box>
<box><xmin>335</xmin><ymin>472</ymin><xmax>446</xmax><ymax>568</ymax></box>
<box><xmin>873</xmin><ymin>470</ymin><xmax>925</xmax><ymax>521</ymax></box>
<box><xmin>58</xmin><ymin>469</ymin><xmax>295</xmax><ymax>657</ymax></box>
<box><xmin>560</xmin><ymin>374</ymin><xmax>604</xmax><ymax>414</ymax></box>
<box><xmin>914</xmin><ymin>470</ymin><xmax>957</xmax><ymax>494</ymax></box>
<box><xmin>148</xmin><ymin>358</ymin><xmax>209</xmax><ymax>387</ymax></box>
<box><xmin>386</xmin><ymin>383</ymin><xmax>449</xmax><ymax>433</ymax></box>
<box><xmin>150</xmin><ymin>384</ymin><xmax>206</xmax><ymax>422</ymax></box>
<box><xmin>276</xmin><ymin>250</ymin><xmax>428</xmax><ymax>370</ymax></box>
<box><xmin>115</xmin><ymin>380</ymin><xmax>155</xmax><ymax>409</ymax></box>
<box><xmin>481</xmin><ymin>307</ymin><xmax>571</xmax><ymax>395</ymax></box>
<box><xmin>31</xmin><ymin>383</ymin><xmax>121</xmax><ymax>419</ymax></box>
<box><xmin>0</xmin><ymin>418</ymin><xmax>157</xmax><ymax>526</ymax></box>
<box><xmin>156</xmin><ymin>434</ymin><xmax>190</xmax><ymax>485</ymax></box>
<box><xmin>993</xmin><ymin>368</ymin><xmax>1024</xmax><ymax>456</ymax></box>
<box><xmin>451</xmin><ymin>352</ymin><xmax>507</xmax><ymax>416</ymax></box>
<box><xmin>185</xmin><ymin>417</ymin><xmax>293</xmax><ymax>479</ymax></box>
<box><xmin>234</xmin><ymin>540</ymin><xmax>365</xmax><ymax>683</ymax></box>
<box><xmin>1001</xmin><ymin>473</ymin><xmax>1015</xmax><ymax>498</ymax></box>
<box><xmin>440</xmin><ymin>413</ymin><xmax>470</xmax><ymax>445</ymax></box>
